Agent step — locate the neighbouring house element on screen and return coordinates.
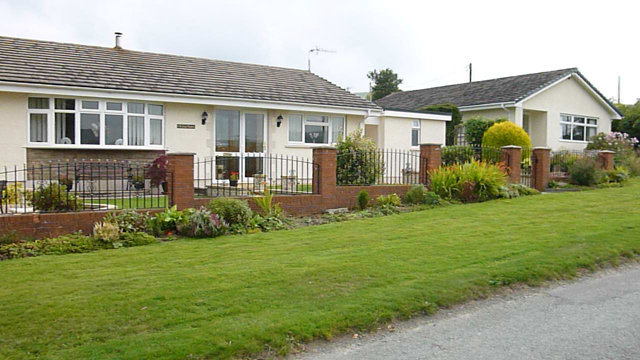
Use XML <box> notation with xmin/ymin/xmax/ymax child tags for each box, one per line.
<box><xmin>0</xmin><ymin>35</ymin><xmax>450</xmax><ymax>182</ymax></box>
<box><xmin>376</xmin><ymin>68</ymin><xmax>623</xmax><ymax>150</ymax></box>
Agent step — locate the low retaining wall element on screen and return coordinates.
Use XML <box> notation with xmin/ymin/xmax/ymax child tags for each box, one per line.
<box><xmin>0</xmin><ymin>209</ymin><xmax>163</xmax><ymax>239</ymax></box>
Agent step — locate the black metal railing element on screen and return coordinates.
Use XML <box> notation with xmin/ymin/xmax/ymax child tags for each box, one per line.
<box><xmin>336</xmin><ymin>149</ymin><xmax>428</xmax><ymax>186</ymax></box>
<box><xmin>0</xmin><ymin>160</ymin><xmax>170</xmax><ymax>215</ymax></box>
<box><xmin>550</xmin><ymin>150</ymin><xmax>598</xmax><ymax>177</ymax></box>
<box><xmin>521</xmin><ymin>147</ymin><xmax>533</xmax><ymax>187</ymax></box>
<box><xmin>441</xmin><ymin>145</ymin><xmax>503</xmax><ymax>166</ymax></box>
<box><xmin>194</xmin><ymin>154</ymin><xmax>319</xmax><ymax>197</ymax></box>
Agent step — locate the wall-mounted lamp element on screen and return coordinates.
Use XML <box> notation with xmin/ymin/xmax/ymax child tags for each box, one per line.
<box><xmin>276</xmin><ymin>114</ymin><xmax>283</xmax><ymax>128</ymax></box>
<box><xmin>201</xmin><ymin>111</ymin><xmax>209</xmax><ymax>125</ymax></box>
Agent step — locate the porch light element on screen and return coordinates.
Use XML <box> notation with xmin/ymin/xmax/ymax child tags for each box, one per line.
<box><xmin>277</xmin><ymin>114</ymin><xmax>283</xmax><ymax>127</ymax></box>
<box><xmin>201</xmin><ymin>111</ymin><xmax>209</xmax><ymax>125</ymax></box>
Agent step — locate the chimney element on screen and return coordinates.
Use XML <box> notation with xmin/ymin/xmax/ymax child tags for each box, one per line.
<box><xmin>114</xmin><ymin>32</ymin><xmax>123</xmax><ymax>49</ymax></box>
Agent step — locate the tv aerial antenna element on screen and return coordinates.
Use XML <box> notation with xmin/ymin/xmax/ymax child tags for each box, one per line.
<box><xmin>308</xmin><ymin>46</ymin><xmax>336</xmax><ymax>72</ymax></box>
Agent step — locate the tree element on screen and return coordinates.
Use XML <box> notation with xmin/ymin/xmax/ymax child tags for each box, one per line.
<box><xmin>367</xmin><ymin>69</ymin><xmax>402</xmax><ymax>101</ymax></box>
<box><xmin>464</xmin><ymin>116</ymin><xmax>507</xmax><ymax>145</ymax></box>
<box><xmin>614</xmin><ymin>101</ymin><xmax>640</xmax><ymax>144</ymax></box>
<box><xmin>418</xmin><ymin>104</ymin><xmax>462</xmax><ymax>146</ymax></box>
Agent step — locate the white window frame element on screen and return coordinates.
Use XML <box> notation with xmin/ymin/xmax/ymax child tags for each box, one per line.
<box><xmin>26</xmin><ymin>96</ymin><xmax>165</xmax><ymax>149</ymax></box>
<box><xmin>411</xmin><ymin>120</ymin><xmax>421</xmax><ymax>148</ymax></box>
<box><xmin>287</xmin><ymin>113</ymin><xmax>345</xmax><ymax>146</ymax></box>
<box><xmin>560</xmin><ymin>114</ymin><xmax>598</xmax><ymax>143</ymax></box>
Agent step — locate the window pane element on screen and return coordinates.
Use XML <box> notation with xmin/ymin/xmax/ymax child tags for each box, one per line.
<box><xmin>573</xmin><ymin>117</ymin><xmax>585</xmax><ymax>124</ymax></box>
<box><xmin>245</xmin><ymin>157</ymin><xmax>264</xmax><ymax>178</ymax></box>
<box><xmin>128</xmin><ymin>116</ymin><xmax>145</xmax><ymax>146</ymax></box>
<box><xmin>305</xmin><ymin>125</ymin><xmax>328</xmax><ymax>144</ymax></box>
<box><xmin>128</xmin><ymin>102</ymin><xmax>145</xmax><ymax>114</ymax></box>
<box><xmin>55</xmin><ymin>98</ymin><xmax>75</xmax><ymax>110</ymax></box>
<box><xmin>307</xmin><ymin>115</ymin><xmax>328</xmax><ymax>123</ymax></box>
<box><xmin>412</xmin><ymin>128</ymin><xmax>420</xmax><ymax>146</ymax></box>
<box><xmin>28</xmin><ymin>97</ymin><xmax>49</xmax><ymax>109</ymax></box>
<box><xmin>561</xmin><ymin>115</ymin><xmax>571</xmax><ymax>123</ymax></box>
<box><xmin>150</xmin><ymin>119</ymin><xmax>163</xmax><ymax>145</ymax></box>
<box><xmin>215</xmin><ymin>156</ymin><xmax>239</xmax><ymax>180</ymax></box>
<box><xmin>331</xmin><ymin>117</ymin><xmax>344</xmax><ymax>143</ymax></box>
<box><xmin>412</xmin><ymin>120</ymin><xmax>420</xmax><ymax>128</ymax></box>
<box><xmin>105</xmin><ymin>114</ymin><xmax>124</xmax><ymax>145</ymax></box>
<box><xmin>107</xmin><ymin>102</ymin><xmax>123</xmax><ymax>111</ymax></box>
<box><xmin>82</xmin><ymin>100</ymin><xmax>99</xmax><ymax>110</ymax></box>
<box><xmin>80</xmin><ymin>113</ymin><xmax>100</xmax><ymax>145</ymax></box>
<box><xmin>148</xmin><ymin>104</ymin><xmax>163</xmax><ymax>116</ymax></box>
<box><xmin>587</xmin><ymin>118</ymin><xmax>597</xmax><ymax>125</ymax></box>
<box><xmin>572</xmin><ymin>124</ymin><xmax>585</xmax><ymax>141</ymax></box>
<box><xmin>561</xmin><ymin>123</ymin><xmax>572</xmax><ymax>140</ymax></box>
<box><xmin>29</xmin><ymin>113</ymin><xmax>48</xmax><ymax>142</ymax></box>
<box><xmin>245</xmin><ymin>113</ymin><xmax>264</xmax><ymax>152</ymax></box>
<box><xmin>586</xmin><ymin>126</ymin><xmax>597</xmax><ymax>141</ymax></box>
<box><xmin>55</xmin><ymin>113</ymin><xmax>75</xmax><ymax>144</ymax></box>
<box><xmin>215</xmin><ymin>110</ymin><xmax>240</xmax><ymax>152</ymax></box>
<box><xmin>289</xmin><ymin>114</ymin><xmax>303</xmax><ymax>142</ymax></box>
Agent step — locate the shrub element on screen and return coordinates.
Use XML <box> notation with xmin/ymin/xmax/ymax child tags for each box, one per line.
<box><xmin>104</xmin><ymin>209</ymin><xmax>151</xmax><ymax>233</ymax></box>
<box><xmin>587</xmin><ymin>132</ymin><xmax>639</xmax><ymax>167</ymax></box>
<box><xmin>336</xmin><ymin>130</ymin><xmax>383</xmax><ymax>185</ymax></box>
<box><xmin>2</xmin><ymin>183</ymin><xmax>30</xmax><ymax>205</ymax></box>
<box><xmin>178</xmin><ymin>207</ymin><xmax>227</xmax><ymax>238</ymax></box>
<box><xmin>93</xmin><ymin>222</ymin><xmax>123</xmax><ymax>248</ymax></box>
<box><xmin>441</xmin><ymin>146</ymin><xmax>475</xmax><ymax>165</ymax></box>
<box><xmin>120</xmin><ymin>232</ymin><xmax>157</xmax><ymax>247</ymax></box>
<box><xmin>0</xmin><ymin>233</ymin><xmax>101</xmax><ymax>260</ymax></box>
<box><xmin>429</xmin><ymin>160</ymin><xmax>507</xmax><ymax>202</ymax></box>
<box><xmin>500</xmin><ymin>184</ymin><xmax>540</xmax><ymax>198</ymax></box>
<box><xmin>567</xmin><ymin>157</ymin><xmax>606</xmax><ymax>186</ymax></box>
<box><xmin>210</xmin><ymin>198</ymin><xmax>253</xmax><ymax>228</ymax></box>
<box><xmin>628</xmin><ymin>157</ymin><xmax>640</xmax><ymax>177</ymax></box>
<box><xmin>607</xmin><ymin>168</ymin><xmax>629</xmax><ymax>183</ymax></box>
<box><xmin>356</xmin><ymin>189</ymin><xmax>370</xmax><ymax>210</ymax></box>
<box><xmin>464</xmin><ymin>117</ymin><xmax>507</xmax><ymax>145</ymax></box>
<box><xmin>250</xmin><ymin>212</ymin><xmax>291</xmax><ymax>233</ymax></box>
<box><xmin>250</xmin><ymin>188</ymin><xmax>279</xmax><ymax>216</ymax></box>
<box><xmin>31</xmin><ymin>184</ymin><xmax>81</xmax><ymax>212</ymax></box>
<box><xmin>404</xmin><ymin>185</ymin><xmax>441</xmax><ymax>205</ymax></box>
<box><xmin>375</xmin><ymin>193</ymin><xmax>401</xmax><ymax>208</ymax></box>
<box><xmin>482</xmin><ymin>121</ymin><xmax>532</xmax><ymax>148</ymax></box>
<box><xmin>149</xmin><ymin>206</ymin><xmax>191</xmax><ymax>235</ymax></box>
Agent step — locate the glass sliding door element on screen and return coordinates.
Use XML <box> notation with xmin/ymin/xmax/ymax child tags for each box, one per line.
<box><xmin>213</xmin><ymin>110</ymin><xmax>266</xmax><ymax>182</ymax></box>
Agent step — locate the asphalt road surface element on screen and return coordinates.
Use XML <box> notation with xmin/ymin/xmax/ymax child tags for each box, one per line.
<box><xmin>294</xmin><ymin>264</ymin><xmax>640</xmax><ymax>360</ymax></box>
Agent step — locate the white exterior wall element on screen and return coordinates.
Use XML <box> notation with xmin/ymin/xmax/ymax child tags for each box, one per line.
<box><xmin>378</xmin><ymin>116</ymin><xmax>446</xmax><ymax>150</ymax></box>
<box><xmin>0</xmin><ymin>92</ymin><xmax>28</xmax><ymax>167</ymax></box>
<box><xmin>165</xmin><ymin>102</ymin><xmax>214</xmax><ymax>159</ymax></box>
<box><xmin>461</xmin><ymin>108</ymin><xmax>511</xmax><ymax>121</ymax></box>
<box><xmin>523</xmin><ymin>77</ymin><xmax>614</xmax><ymax>150</ymax></box>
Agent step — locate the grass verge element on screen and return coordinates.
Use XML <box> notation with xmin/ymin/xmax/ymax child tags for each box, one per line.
<box><xmin>1</xmin><ymin>181</ymin><xmax>639</xmax><ymax>359</ymax></box>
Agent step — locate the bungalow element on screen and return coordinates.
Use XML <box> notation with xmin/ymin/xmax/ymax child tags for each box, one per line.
<box><xmin>0</xmin><ymin>35</ymin><xmax>450</xmax><ymax>182</ymax></box>
<box><xmin>376</xmin><ymin>68</ymin><xmax>623</xmax><ymax>150</ymax></box>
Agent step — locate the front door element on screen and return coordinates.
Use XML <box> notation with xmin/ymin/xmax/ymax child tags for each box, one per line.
<box><xmin>214</xmin><ymin>109</ymin><xmax>266</xmax><ymax>183</ymax></box>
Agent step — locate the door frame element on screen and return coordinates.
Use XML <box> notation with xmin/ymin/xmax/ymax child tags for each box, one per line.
<box><xmin>212</xmin><ymin>108</ymin><xmax>268</xmax><ymax>183</ymax></box>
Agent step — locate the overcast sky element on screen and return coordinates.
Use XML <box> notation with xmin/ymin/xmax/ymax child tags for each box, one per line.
<box><xmin>0</xmin><ymin>0</ymin><xmax>638</xmax><ymax>103</ymax></box>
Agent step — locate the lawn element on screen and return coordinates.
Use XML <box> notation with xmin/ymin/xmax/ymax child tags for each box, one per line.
<box><xmin>1</xmin><ymin>182</ymin><xmax>640</xmax><ymax>359</ymax></box>
<box><xmin>84</xmin><ymin>195</ymin><xmax>168</xmax><ymax>209</ymax></box>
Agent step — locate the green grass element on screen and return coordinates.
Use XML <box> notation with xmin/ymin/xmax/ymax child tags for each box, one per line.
<box><xmin>84</xmin><ymin>195</ymin><xmax>168</xmax><ymax>209</ymax></box>
<box><xmin>2</xmin><ymin>181</ymin><xmax>640</xmax><ymax>359</ymax></box>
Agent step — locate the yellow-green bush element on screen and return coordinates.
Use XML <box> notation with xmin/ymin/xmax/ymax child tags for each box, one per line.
<box><xmin>482</xmin><ymin>122</ymin><xmax>532</xmax><ymax>148</ymax></box>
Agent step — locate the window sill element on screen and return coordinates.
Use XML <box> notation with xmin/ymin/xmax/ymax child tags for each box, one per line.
<box><xmin>285</xmin><ymin>143</ymin><xmax>337</xmax><ymax>149</ymax></box>
<box><xmin>558</xmin><ymin>140</ymin><xmax>588</xmax><ymax>144</ymax></box>
<box><xmin>25</xmin><ymin>145</ymin><xmax>167</xmax><ymax>151</ymax></box>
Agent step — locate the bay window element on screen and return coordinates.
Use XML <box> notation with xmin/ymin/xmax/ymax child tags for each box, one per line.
<box><xmin>561</xmin><ymin>114</ymin><xmax>597</xmax><ymax>142</ymax></box>
<box><xmin>27</xmin><ymin>97</ymin><xmax>164</xmax><ymax>148</ymax></box>
<box><xmin>288</xmin><ymin>114</ymin><xmax>345</xmax><ymax>145</ymax></box>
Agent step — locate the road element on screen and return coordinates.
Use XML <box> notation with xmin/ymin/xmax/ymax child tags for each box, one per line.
<box><xmin>294</xmin><ymin>264</ymin><xmax>640</xmax><ymax>360</ymax></box>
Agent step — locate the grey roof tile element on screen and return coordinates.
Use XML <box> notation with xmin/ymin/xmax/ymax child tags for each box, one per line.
<box><xmin>0</xmin><ymin>36</ymin><xmax>379</xmax><ymax>110</ymax></box>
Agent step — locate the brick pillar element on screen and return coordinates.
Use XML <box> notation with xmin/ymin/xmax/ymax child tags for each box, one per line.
<box><xmin>312</xmin><ymin>147</ymin><xmax>337</xmax><ymax>197</ymax></box>
<box><xmin>597</xmin><ymin>150</ymin><xmax>615</xmax><ymax>171</ymax></box>
<box><xmin>420</xmin><ymin>144</ymin><xmax>442</xmax><ymax>183</ymax></box>
<box><xmin>501</xmin><ymin>146</ymin><xmax>522</xmax><ymax>184</ymax></box>
<box><xmin>531</xmin><ymin>147</ymin><xmax>551</xmax><ymax>192</ymax></box>
<box><xmin>166</xmin><ymin>152</ymin><xmax>195</xmax><ymax>210</ymax></box>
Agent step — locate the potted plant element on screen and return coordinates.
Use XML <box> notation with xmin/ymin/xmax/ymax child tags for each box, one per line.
<box><xmin>253</xmin><ymin>173</ymin><xmax>267</xmax><ymax>192</ymax></box>
<box><xmin>59</xmin><ymin>176</ymin><xmax>73</xmax><ymax>192</ymax></box>
<box><xmin>229</xmin><ymin>171</ymin><xmax>239</xmax><ymax>187</ymax></box>
<box><xmin>146</xmin><ymin>155</ymin><xmax>168</xmax><ymax>193</ymax></box>
<box><xmin>133</xmin><ymin>175</ymin><xmax>145</xmax><ymax>190</ymax></box>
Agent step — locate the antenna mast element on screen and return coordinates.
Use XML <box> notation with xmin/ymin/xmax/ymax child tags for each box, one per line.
<box><xmin>308</xmin><ymin>46</ymin><xmax>336</xmax><ymax>72</ymax></box>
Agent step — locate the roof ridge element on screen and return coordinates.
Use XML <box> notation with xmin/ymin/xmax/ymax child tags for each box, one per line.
<box><xmin>0</xmin><ymin>35</ymin><xmax>312</xmax><ymax>74</ymax></box>
<box><xmin>400</xmin><ymin>67</ymin><xmax>578</xmax><ymax>94</ymax></box>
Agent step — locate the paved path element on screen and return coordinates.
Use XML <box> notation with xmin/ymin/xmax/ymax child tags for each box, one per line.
<box><xmin>294</xmin><ymin>264</ymin><xmax>640</xmax><ymax>360</ymax></box>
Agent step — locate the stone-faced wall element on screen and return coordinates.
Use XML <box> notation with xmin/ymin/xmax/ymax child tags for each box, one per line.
<box><xmin>26</xmin><ymin>149</ymin><xmax>164</xmax><ymax>165</ymax></box>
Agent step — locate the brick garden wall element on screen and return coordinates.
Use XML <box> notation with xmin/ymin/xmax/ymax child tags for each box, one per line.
<box><xmin>27</xmin><ymin>149</ymin><xmax>164</xmax><ymax>164</ymax></box>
